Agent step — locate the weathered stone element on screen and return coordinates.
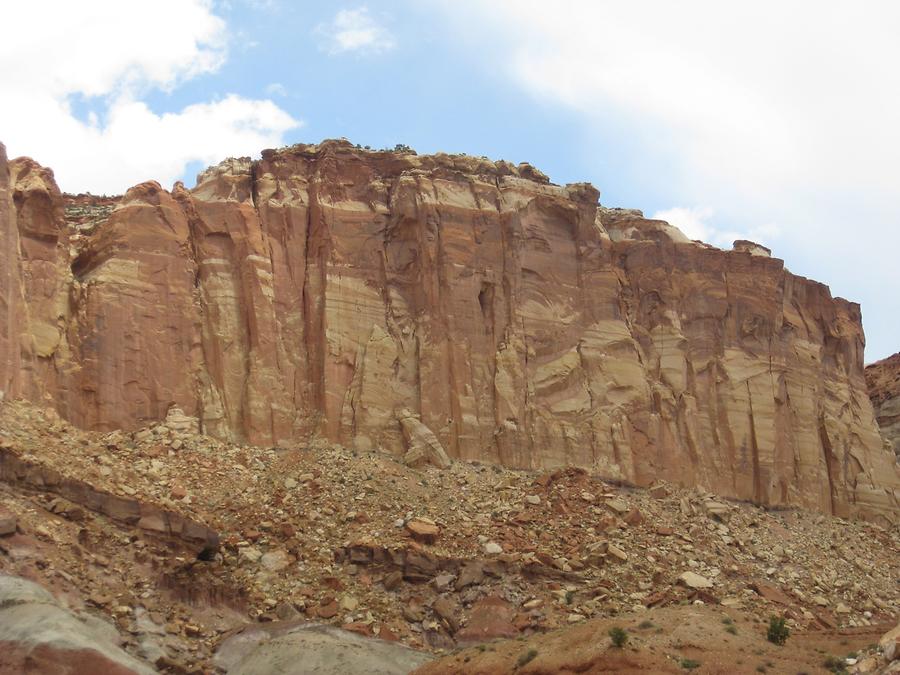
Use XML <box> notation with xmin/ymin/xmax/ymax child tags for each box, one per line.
<box><xmin>0</xmin><ymin>507</ymin><xmax>16</xmax><ymax>536</ymax></box>
<box><xmin>623</xmin><ymin>508</ymin><xmax>644</xmax><ymax>526</ymax></box>
<box><xmin>605</xmin><ymin>498</ymin><xmax>629</xmax><ymax>515</ymax></box>
<box><xmin>399</xmin><ymin>413</ymin><xmax>452</xmax><ymax>470</ymax></box>
<box><xmin>239</xmin><ymin>547</ymin><xmax>263</xmax><ymax>565</ymax></box>
<box><xmin>0</xmin><ymin>575</ymin><xmax>155</xmax><ymax>675</ymax></box>
<box><xmin>880</xmin><ymin>622</ymin><xmax>900</xmax><ymax>661</ymax></box>
<box><xmin>456</xmin><ymin>562</ymin><xmax>484</xmax><ymax>589</ymax></box>
<box><xmin>405</xmin><ymin>518</ymin><xmax>440</xmax><ymax>544</ymax></box>
<box><xmin>431</xmin><ymin>596</ymin><xmax>460</xmax><ymax>633</ymax></box>
<box><xmin>260</xmin><ymin>549</ymin><xmax>293</xmax><ymax>572</ymax></box>
<box><xmin>678</xmin><ymin>572</ymin><xmax>713</xmax><ymax>589</ymax></box>
<box><xmin>649</xmin><ymin>484</ymin><xmax>669</xmax><ymax>499</ymax></box>
<box><xmin>432</xmin><ymin>574</ymin><xmax>455</xmax><ymax>592</ymax></box>
<box><xmin>607</xmin><ymin>544</ymin><xmax>628</xmax><ymax>563</ymax></box>
<box><xmin>382</xmin><ymin>571</ymin><xmax>403</xmax><ymax>591</ymax></box>
<box><xmin>483</xmin><ymin>541</ymin><xmax>503</xmax><ymax>555</ymax></box>
<box><xmin>455</xmin><ymin>596</ymin><xmax>518</xmax><ymax>643</ymax></box>
<box><xmin>213</xmin><ymin>623</ymin><xmax>432</xmax><ymax>675</ymax></box>
<box><xmin>338</xmin><ymin>594</ymin><xmax>358</xmax><ymax>612</ymax></box>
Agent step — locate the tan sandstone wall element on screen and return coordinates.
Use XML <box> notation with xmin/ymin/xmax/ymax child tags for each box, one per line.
<box><xmin>866</xmin><ymin>353</ymin><xmax>900</xmax><ymax>461</ymax></box>
<box><xmin>1</xmin><ymin>139</ymin><xmax>898</xmax><ymax>522</ymax></box>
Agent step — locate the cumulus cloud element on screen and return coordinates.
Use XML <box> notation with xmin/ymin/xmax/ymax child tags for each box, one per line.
<box><xmin>317</xmin><ymin>7</ymin><xmax>396</xmax><ymax>55</ymax></box>
<box><xmin>437</xmin><ymin>0</ymin><xmax>900</xmax><ymax>359</ymax></box>
<box><xmin>0</xmin><ymin>0</ymin><xmax>299</xmax><ymax>194</ymax></box>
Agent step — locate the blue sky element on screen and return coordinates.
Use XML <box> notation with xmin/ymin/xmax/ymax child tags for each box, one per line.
<box><xmin>2</xmin><ymin>1</ymin><xmax>899</xmax><ymax>361</ymax></box>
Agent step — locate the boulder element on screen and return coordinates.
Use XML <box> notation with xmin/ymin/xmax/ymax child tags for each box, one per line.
<box><xmin>0</xmin><ymin>575</ymin><xmax>154</xmax><ymax>675</ymax></box>
<box><xmin>213</xmin><ymin>623</ymin><xmax>432</xmax><ymax>675</ymax></box>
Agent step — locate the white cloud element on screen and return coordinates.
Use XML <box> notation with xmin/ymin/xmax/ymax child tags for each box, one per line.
<box><xmin>317</xmin><ymin>7</ymin><xmax>395</xmax><ymax>55</ymax></box>
<box><xmin>0</xmin><ymin>0</ymin><xmax>299</xmax><ymax>194</ymax></box>
<box><xmin>265</xmin><ymin>82</ymin><xmax>288</xmax><ymax>97</ymax></box>
<box><xmin>437</xmin><ymin>0</ymin><xmax>900</xmax><ymax>360</ymax></box>
<box><xmin>651</xmin><ymin>206</ymin><xmax>715</xmax><ymax>243</ymax></box>
<box><xmin>651</xmin><ymin>206</ymin><xmax>780</xmax><ymax>250</ymax></box>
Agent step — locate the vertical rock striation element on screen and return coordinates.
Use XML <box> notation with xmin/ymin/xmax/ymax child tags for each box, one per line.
<box><xmin>866</xmin><ymin>352</ymin><xmax>900</xmax><ymax>461</ymax></box>
<box><xmin>1</xmin><ymin>139</ymin><xmax>898</xmax><ymax>522</ymax></box>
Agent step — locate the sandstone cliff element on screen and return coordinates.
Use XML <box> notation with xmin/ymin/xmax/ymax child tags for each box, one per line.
<box><xmin>866</xmin><ymin>352</ymin><xmax>900</xmax><ymax>461</ymax></box>
<box><xmin>1</xmin><ymin>139</ymin><xmax>898</xmax><ymax>522</ymax></box>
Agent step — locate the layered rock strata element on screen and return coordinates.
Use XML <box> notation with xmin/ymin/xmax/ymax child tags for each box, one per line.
<box><xmin>1</xmin><ymin>139</ymin><xmax>898</xmax><ymax>522</ymax></box>
<box><xmin>866</xmin><ymin>352</ymin><xmax>900</xmax><ymax>461</ymax></box>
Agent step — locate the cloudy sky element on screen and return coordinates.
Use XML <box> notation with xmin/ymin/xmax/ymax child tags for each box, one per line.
<box><xmin>2</xmin><ymin>1</ymin><xmax>898</xmax><ymax>360</ymax></box>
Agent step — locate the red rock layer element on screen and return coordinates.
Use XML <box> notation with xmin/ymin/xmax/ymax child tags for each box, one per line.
<box><xmin>1</xmin><ymin>140</ymin><xmax>898</xmax><ymax>522</ymax></box>
<box><xmin>866</xmin><ymin>352</ymin><xmax>900</xmax><ymax>461</ymax></box>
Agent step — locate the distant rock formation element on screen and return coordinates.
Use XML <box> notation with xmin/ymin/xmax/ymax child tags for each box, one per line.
<box><xmin>1</xmin><ymin>139</ymin><xmax>898</xmax><ymax>522</ymax></box>
<box><xmin>866</xmin><ymin>352</ymin><xmax>900</xmax><ymax>461</ymax></box>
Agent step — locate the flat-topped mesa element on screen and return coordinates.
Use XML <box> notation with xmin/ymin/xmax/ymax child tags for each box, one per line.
<box><xmin>1</xmin><ymin>139</ymin><xmax>898</xmax><ymax>523</ymax></box>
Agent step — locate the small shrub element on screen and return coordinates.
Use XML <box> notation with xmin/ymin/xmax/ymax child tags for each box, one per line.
<box><xmin>823</xmin><ymin>655</ymin><xmax>847</xmax><ymax>674</ymax></box>
<box><xmin>638</xmin><ymin>620</ymin><xmax>655</xmax><ymax>629</ymax></box>
<box><xmin>756</xmin><ymin>666</ymin><xmax>767</xmax><ymax>673</ymax></box>
<box><xmin>565</xmin><ymin>590</ymin><xmax>575</xmax><ymax>605</ymax></box>
<box><xmin>767</xmin><ymin>616</ymin><xmax>790</xmax><ymax>646</ymax></box>
<box><xmin>680</xmin><ymin>658</ymin><xmax>701</xmax><ymax>670</ymax></box>
<box><xmin>726</xmin><ymin>625</ymin><xmax>738</xmax><ymax>635</ymax></box>
<box><xmin>608</xmin><ymin>626</ymin><xmax>628</xmax><ymax>648</ymax></box>
<box><xmin>516</xmin><ymin>648</ymin><xmax>538</xmax><ymax>668</ymax></box>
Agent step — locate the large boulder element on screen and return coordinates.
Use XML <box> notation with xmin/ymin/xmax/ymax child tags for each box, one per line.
<box><xmin>0</xmin><ymin>575</ymin><xmax>154</xmax><ymax>675</ymax></box>
<box><xmin>214</xmin><ymin>622</ymin><xmax>432</xmax><ymax>675</ymax></box>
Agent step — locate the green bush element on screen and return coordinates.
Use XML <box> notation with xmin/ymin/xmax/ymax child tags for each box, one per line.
<box><xmin>766</xmin><ymin>616</ymin><xmax>790</xmax><ymax>645</ymax></box>
<box><xmin>680</xmin><ymin>659</ymin><xmax>701</xmax><ymax>670</ymax></box>
<box><xmin>516</xmin><ymin>648</ymin><xmax>538</xmax><ymax>668</ymax></box>
<box><xmin>608</xmin><ymin>626</ymin><xmax>628</xmax><ymax>648</ymax></box>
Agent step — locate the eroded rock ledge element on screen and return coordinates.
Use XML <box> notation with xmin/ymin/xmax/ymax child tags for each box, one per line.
<box><xmin>1</xmin><ymin>139</ymin><xmax>898</xmax><ymax>522</ymax></box>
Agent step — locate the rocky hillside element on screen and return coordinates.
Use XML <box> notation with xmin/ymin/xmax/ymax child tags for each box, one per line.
<box><xmin>0</xmin><ymin>400</ymin><xmax>897</xmax><ymax>674</ymax></box>
<box><xmin>1</xmin><ymin>139</ymin><xmax>898</xmax><ymax>522</ymax></box>
<box><xmin>867</xmin><ymin>353</ymin><xmax>900</xmax><ymax>461</ymax></box>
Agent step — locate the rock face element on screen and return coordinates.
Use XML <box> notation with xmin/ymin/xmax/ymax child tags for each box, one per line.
<box><xmin>0</xmin><ymin>575</ymin><xmax>155</xmax><ymax>675</ymax></box>
<box><xmin>214</xmin><ymin>623</ymin><xmax>432</xmax><ymax>675</ymax></box>
<box><xmin>1</xmin><ymin>139</ymin><xmax>898</xmax><ymax>522</ymax></box>
<box><xmin>866</xmin><ymin>352</ymin><xmax>900</xmax><ymax>461</ymax></box>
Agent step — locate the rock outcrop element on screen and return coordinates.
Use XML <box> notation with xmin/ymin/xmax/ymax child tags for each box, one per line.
<box><xmin>1</xmin><ymin>139</ymin><xmax>898</xmax><ymax>522</ymax></box>
<box><xmin>866</xmin><ymin>352</ymin><xmax>900</xmax><ymax>461</ymax></box>
<box><xmin>213</xmin><ymin>623</ymin><xmax>432</xmax><ymax>675</ymax></box>
<box><xmin>0</xmin><ymin>575</ymin><xmax>155</xmax><ymax>675</ymax></box>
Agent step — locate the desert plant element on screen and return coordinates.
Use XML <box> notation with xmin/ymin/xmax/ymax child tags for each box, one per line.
<box><xmin>680</xmin><ymin>658</ymin><xmax>701</xmax><ymax>670</ymax></box>
<box><xmin>516</xmin><ymin>648</ymin><xmax>538</xmax><ymax>667</ymax></box>
<box><xmin>608</xmin><ymin>626</ymin><xmax>628</xmax><ymax>648</ymax></box>
<box><xmin>767</xmin><ymin>616</ymin><xmax>790</xmax><ymax>645</ymax></box>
